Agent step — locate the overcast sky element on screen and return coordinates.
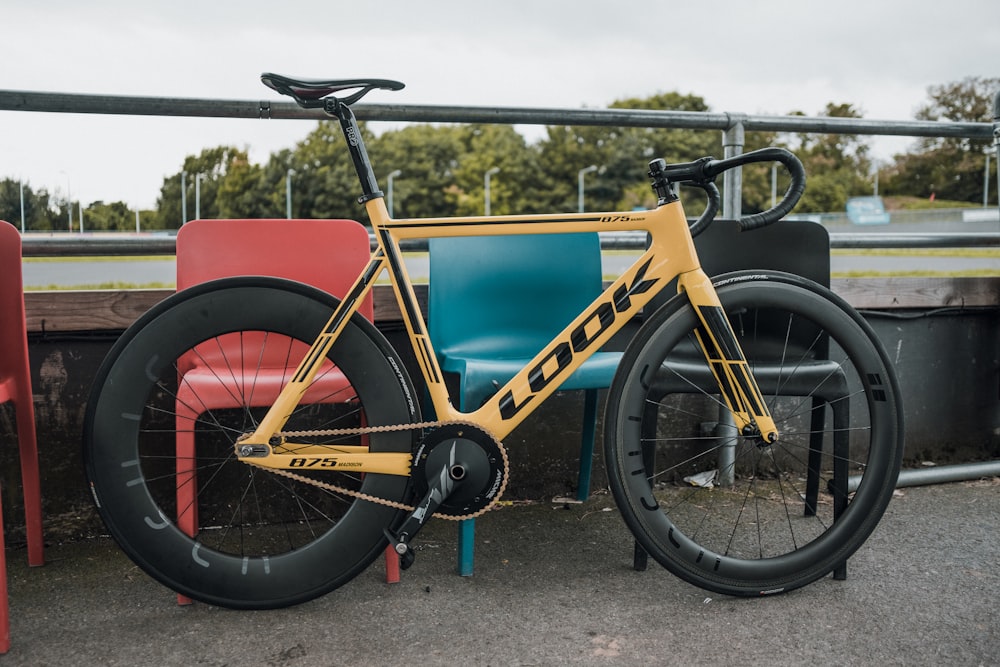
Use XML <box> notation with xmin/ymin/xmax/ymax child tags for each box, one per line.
<box><xmin>3</xmin><ymin>0</ymin><xmax>999</xmax><ymax>212</ymax></box>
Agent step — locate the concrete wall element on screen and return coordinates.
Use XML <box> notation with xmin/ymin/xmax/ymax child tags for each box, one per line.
<box><xmin>2</xmin><ymin>307</ymin><xmax>999</xmax><ymax>545</ymax></box>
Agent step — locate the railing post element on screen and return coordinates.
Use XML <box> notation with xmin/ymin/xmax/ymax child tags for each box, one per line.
<box><xmin>992</xmin><ymin>90</ymin><xmax>1000</xmax><ymax>221</ymax></box>
<box><xmin>717</xmin><ymin>114</ymin><xmax>745</xmax><ymax>487</ymax></box>
<box><xmin>722</xmin><ymin>113</ymin><xmax>746</xmax><ymax>220</ymax></box>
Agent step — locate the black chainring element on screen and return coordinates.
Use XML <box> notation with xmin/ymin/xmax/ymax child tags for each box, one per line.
<box><xmin>411</xmin><ymin>423</ymin><xmax>507</xmax><ymax>517</ymax></box>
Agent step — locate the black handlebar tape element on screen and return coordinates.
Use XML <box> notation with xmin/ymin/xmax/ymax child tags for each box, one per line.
<box><xmin>701</xmin><ymin>148</ymin><xmax>806</xmax><ymax>231</ymax></box>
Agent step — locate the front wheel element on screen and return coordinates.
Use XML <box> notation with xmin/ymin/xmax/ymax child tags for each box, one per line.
<box><xmin>605</xmin><ymin>271</ymin><xmax>903</xmax><ymax>596</ymax></box>
<box><xmin>83</xmin><ymin>277</ymin><xmax>420</xmax><ymax>609</ymax></box>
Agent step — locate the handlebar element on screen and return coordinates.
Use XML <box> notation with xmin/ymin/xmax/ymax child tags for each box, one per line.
<box><xmin>648</xmin><ymin>147</ymin><xmax>806</xmax><ymax>236</ymax></box>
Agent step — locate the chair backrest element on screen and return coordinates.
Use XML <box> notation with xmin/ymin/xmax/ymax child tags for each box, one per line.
<box><xmin>0</xmin><ymin>222</ymin><xmax>29</xmax><ymax>386</ymax></box>
<box><xmin>694</xmin><ymin>218</ymin><xmax>830</xmax><ymax>287</ymax></box>
<box><xmin>678</xmin><ymin>218</ymin><xmax>831</xmax><ymax>356</ymax></box>
<box><xmin>175</xmin><ymin>218</ymin><xmax>373</xmax><ymax>371</ymax></box>
<box><xmin>176</xmin><ymin>218</ymin><xmax>373</xmax><ymax>315</ymax></box>
<box><xmin>428</xmin><ymin>233</ymin><xmax>604</xmax><ymax>359</ymax></box>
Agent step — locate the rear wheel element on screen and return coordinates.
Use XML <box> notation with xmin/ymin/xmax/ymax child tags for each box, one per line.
<box><xmin>605</xmin><ymin>271</ymin><xmax>903</xmax><ymax>596</ymax></box>
<box><xmin>83</xmin><ymin>277</ymin><xmax>419</xmax><ymax>609</ymax></box>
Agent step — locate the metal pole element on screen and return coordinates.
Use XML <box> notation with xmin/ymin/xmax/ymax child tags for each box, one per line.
<box><xmin>387</xmin><ymin>169</ymin><xmax>401</xmax><ymax>218</ymax></box>
<box><xmin>19</xmin><ymin>179</ymin><xmax>25</xmax><ymax>233</ymax></box>
<box><xmin>181</xmin><ymin>171</ymin><xmax>187</xmax><ymax>225</ymax></box>
<box><xmin>993</xmin><ymin>90</ymin><xmax>1000</xmax><ymax>221</ymax></box>
<box><xmin>848</xmin><ymin>460</ymin><xmax>1000</xmax><ymax>494</ymax></box>
<box><xmin>78</xmin><ymin>203</ymin><xmax>83</xmax><ymax>233</ymax></box>
<box><xmin>984</xmin><ymin>152</ymin><xmax>990</xmax><ymax>208</ymax></box>
<box><xmin>285</xmin><ymin>168</ymin><xmax>295</xmax><ymax>219</ymax></box>
<box><xmin>60</xmin><ymin>172</ymin><xmax>72</xmax><ymax>232</ymax></box>
<box><xmin>195</xmin><ymin>174</ymin><xmax>203</xmax><ymax>220</ymax></box>
<box><xmin>578</xmin><ymin>165</ymin><xmax>597</xmax><ymax>213</ymax></box>
<box><xmin>135</xmin><ymin>208</ymin><xmax>140</xmax><ymax>233</ymax></box>
<box><xmin>721</xmin><ymin>114</ymin><xmax>746</xmax><ymax>220</ymax></box>
<box><xmin>717</xmin><ymin>115</ymin><xmax>745</xmax><ymax>487</ymax></box>
<box><xmin>484</xmin><ymin>167</ymin><xmax>499</xmax><ymax>216</ymax></box>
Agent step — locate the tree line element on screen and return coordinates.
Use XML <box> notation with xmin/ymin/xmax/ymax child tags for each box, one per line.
<box><xmin>2</xmin><ymin>76</ymin><xmax>996</xmax><ymax>232</ymax></box>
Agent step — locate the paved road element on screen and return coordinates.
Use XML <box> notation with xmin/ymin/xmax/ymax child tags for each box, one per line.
<box><xmin>4</xmin><ymin>480</ymin><xmax>998</xmax><ymax>665</ymax></box>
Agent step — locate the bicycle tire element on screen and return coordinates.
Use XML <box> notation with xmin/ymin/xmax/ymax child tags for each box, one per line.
<box><xmin>605</xmin><ymin>270</ymin><xmax>903</xmax><ymax>596</ymax></box>
<box><xmin>83</xmin><ymin>277</ymin><xmax>420</xmax><ymax>609</ymax></box>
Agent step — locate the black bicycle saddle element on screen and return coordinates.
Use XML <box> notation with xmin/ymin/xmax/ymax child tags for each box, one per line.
<box><xmin>261</xmin><ymin>72</ymin><xmax>404</xmax><ymax>107</ymax></box>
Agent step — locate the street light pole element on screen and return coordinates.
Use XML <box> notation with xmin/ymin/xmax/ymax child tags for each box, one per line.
<box><xmin>286</xmin><ymin>168</ymin><xmax>295</xmax><ymax>219</ymax></box>
<box><xmin>387</xmin><ymin>169</ymin><xmax>402</xmax><ymax>217</ymax></box>
<box><xmin>181</xmin><ymin>171</ymin><xmax>187</xmax><ymax>224</ymax></box>
<box><xmin>484</xmin><ymin>167</ymin><xmax>500</xmax><ymax>215</ymax></box>
<box><xmin>984</xmin><ymin>152</ymin><xmax>991</xmax><ymax>208</ymax></box>
<box><xmin>19</xmin><ymin>179</ymin><xmax>25</xmax><ymax>233</ymax></box>
<box><xmin>195</xmin><ymin>174</ymin><xmax>205</xmax><ymax>220</ymax></box>
<box><xmin>578</xmin><ymin>165</ymin><xmax>598</xmax><ymax>213</ymax></box>
<box><xmin>60</xmin><ymin>171</ymin><xmax>72</xmax><ymax>232</ymax></box>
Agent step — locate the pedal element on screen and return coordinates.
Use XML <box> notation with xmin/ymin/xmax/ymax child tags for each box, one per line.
<box><xmin>384</xmin><ymin>529</ymin><xmax>416</xmax><ymax>570</ymax></box>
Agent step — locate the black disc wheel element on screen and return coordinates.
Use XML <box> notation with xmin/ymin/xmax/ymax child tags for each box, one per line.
<box><xmin>83</xmin><ymin>277</ymin><xmax>419</xmax><ymax>608</ymax></box>
<box><xmin>605</xmin><ymin>271</ymin><xmax>903</xmax><ymax>596</ymax></box>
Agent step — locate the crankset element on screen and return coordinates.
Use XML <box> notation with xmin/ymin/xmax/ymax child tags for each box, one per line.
<box><xmin>385</xmin><ymin>423</ymin><xmax>508</xmax><ymax>569</ymax></box>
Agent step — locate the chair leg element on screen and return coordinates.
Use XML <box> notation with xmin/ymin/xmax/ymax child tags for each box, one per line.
<box><xmin>831</xmin><ymin>400</ymin><xmax>850</xmax><ymax>581</ymax></box>
<box><xmin>357</xmin><ymin>416</ymin><xmax>400</xmax><ymax>585</ymax></box>
<box><xmin>804</xmin><ymin>397</ymin><xmax>826</xmax><ymax>516</ymax></box>
<box><xmin>457</xmin><ymin>519</ymin><xmax>475</xmax><ymax>576</ymax></box>
<box><xmin>633</xmin><ymin>541</ymin><xmax>649</xmax><ymax>571</ymax></box>
<box><xmin>576</xmin><ymin>389</ymin><xmax>599</xmax><ymax>501</ymax></box>
<box><xmin>15</xmin><ymin>399</ymin><xmax>43</xmax><ymax>567</ymax></box>
<box><xmin>633</xmin><ymin>396</ymin><xmax>659</xmax><ymax>572</ymax></box>
<box><xmin>175</xmin><ymin>416</ymin><xmax>197</xmax><ymax>605</ymax></box>
<box><xmin>0</xmin><ymin>482</ymin><xmax>9</xmax><ymax>653</ymax></box>
<box><xmin>384</xmin><ymin>545</ymin><xmax>401</xmax><ymax>584</ymax></box>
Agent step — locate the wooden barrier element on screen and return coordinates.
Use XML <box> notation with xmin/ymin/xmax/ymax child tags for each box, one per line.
<box><xmin>22</xmin><ymin>277</ymin><xmax>1000</xmax><ymax>333</ymax></box>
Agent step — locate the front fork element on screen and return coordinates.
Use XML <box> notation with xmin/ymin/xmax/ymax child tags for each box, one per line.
<box><xmin>677</xmin><ymin>269</ymin><xmax>779</xmax><ymax>444</ymax></box>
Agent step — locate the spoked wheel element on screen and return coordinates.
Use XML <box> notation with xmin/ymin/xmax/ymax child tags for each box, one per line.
<box><xmin>84</xmin><ymin>277</ymin><xmax>419</xmax><ymax>609</ymax></box>
<box><xmin>605</xmin><ymin>271</ymin><xmax>903</xmax><ymax>596</ymax></box>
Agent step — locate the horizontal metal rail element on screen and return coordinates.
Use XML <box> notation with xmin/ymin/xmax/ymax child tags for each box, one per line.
<box><xmin>0</xmin><ymin>89</ymin><xmax>994</xmax><ymax>140</ymax></box>
<box><xmin>18</xmin><ymin>230</ymin><xmax>1000</xmax><ymax>257</ymax></box>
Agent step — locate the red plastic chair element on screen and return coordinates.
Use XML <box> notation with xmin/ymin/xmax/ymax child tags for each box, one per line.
<box><xmin>173</xmin><ymin>219</ymin><xmax>399</xmax><ymax>605</ymax></box>
<box><xmin>0</xmin><ymin>221</ymin><xmax>46</xmax><ymax>653</ymax></box>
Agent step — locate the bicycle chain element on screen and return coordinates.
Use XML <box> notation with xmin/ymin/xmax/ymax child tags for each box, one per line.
<box><xmin>257</xmin><ymin>421</ymin><xmax>510</xmax><ymax>521</ymax></box>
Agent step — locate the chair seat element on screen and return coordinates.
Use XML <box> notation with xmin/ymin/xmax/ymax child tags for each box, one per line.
<box><xmin>441</xmin><ymin>350</ymin><xmax>622</xmax><ymax>410</ymax></box>
<box><xmin>653</xmin><ymin>357</ymin><xmax>848</xmax><ymax>402</ymax></box>
<box><xmin>176</xmin><ymin>363</ymin><xmax>353</xmax><ymax>414</ymax></box>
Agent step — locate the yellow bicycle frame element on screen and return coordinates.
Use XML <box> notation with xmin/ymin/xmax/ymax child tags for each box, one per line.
<box><xmin>238</xmin><ymin>195</ymin><xmax>778</xmax><ymax>475</ymax></box>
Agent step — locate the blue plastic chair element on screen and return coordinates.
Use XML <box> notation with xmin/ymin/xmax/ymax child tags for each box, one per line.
<box><xmin>428</xmin><ymin>233</ymin><xmax>622</xmax><ymax>576</ymax></box>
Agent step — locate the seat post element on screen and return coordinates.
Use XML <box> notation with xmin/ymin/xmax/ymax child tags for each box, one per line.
<box><xmin>333</xmin><ymin>103</ymin><xmax>383</xmax><ymax>203</ymax></box>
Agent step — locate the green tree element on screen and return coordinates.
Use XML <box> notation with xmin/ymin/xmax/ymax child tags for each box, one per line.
<box><xmin>83</xmin><ymin>201</ymin><xmax>135</xmax><ymax>231</ymax></box>
<box><xmin>444</xmin><ymin>124</ymin><xmax>545</xmax><ymax>216</ymax></box>
<box><xmin>0</xmin><ymin>179</ymin><xmax>61</xmax><ymax>231</ymax></box>
<box><xmin>284</xmin><ymin>122</ymin><xmax>373</xmax><ymax>222</ymax></box>
<box><xmin>368</xmin><ymin>124</ymin><xmax>466</xmax><ymax>218</ymax></box>
<box><xmin>538</xmin><ymin>92</ymin><xmax>721</xmax><ymax>213</ymax></box>
<box><xmin>782</xmin><ymin>103</ymin><xmax>873</xmax><ymax>212</ymax></box>
<box><xmin>155</xmin><ymin>146</ymin><xmax>249</xmax><ymax>229</ymax></box>
<box><xmin>883</xmin><ymin>76</ymin><xmax>999</xmax><ymax>203</ymax></box>
<box><xmin>216</xmin><ymin>153</ymin><xmax>276</xmax><ymax>219</ymax></box>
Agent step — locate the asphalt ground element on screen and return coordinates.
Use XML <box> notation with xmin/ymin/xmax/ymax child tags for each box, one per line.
<box><xmin>3</xmin><ymin>479</ymin><xmax>998</xmax><ymax>666</ymax></box>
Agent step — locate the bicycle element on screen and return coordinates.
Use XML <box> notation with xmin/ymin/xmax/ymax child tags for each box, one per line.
<box><xmin>82</xmin><ymin>74</ymin><xmax>904</xmax><ymax>609</ymax></box>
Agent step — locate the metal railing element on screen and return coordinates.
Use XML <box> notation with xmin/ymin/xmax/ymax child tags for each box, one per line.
<box><xmin>5</xmin><ymin>86</ymin><xmax>1000</xmax><ymax>486</ymax></box>
<box><xmin>15</xmin><ymin>229</ymin><xmax>1000</xmax><ymax>257</ymax></box>
<box><xmin>2</xmin><ymin>86</ymin><xmax>999</xmax><ymax>222</ymax></box>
